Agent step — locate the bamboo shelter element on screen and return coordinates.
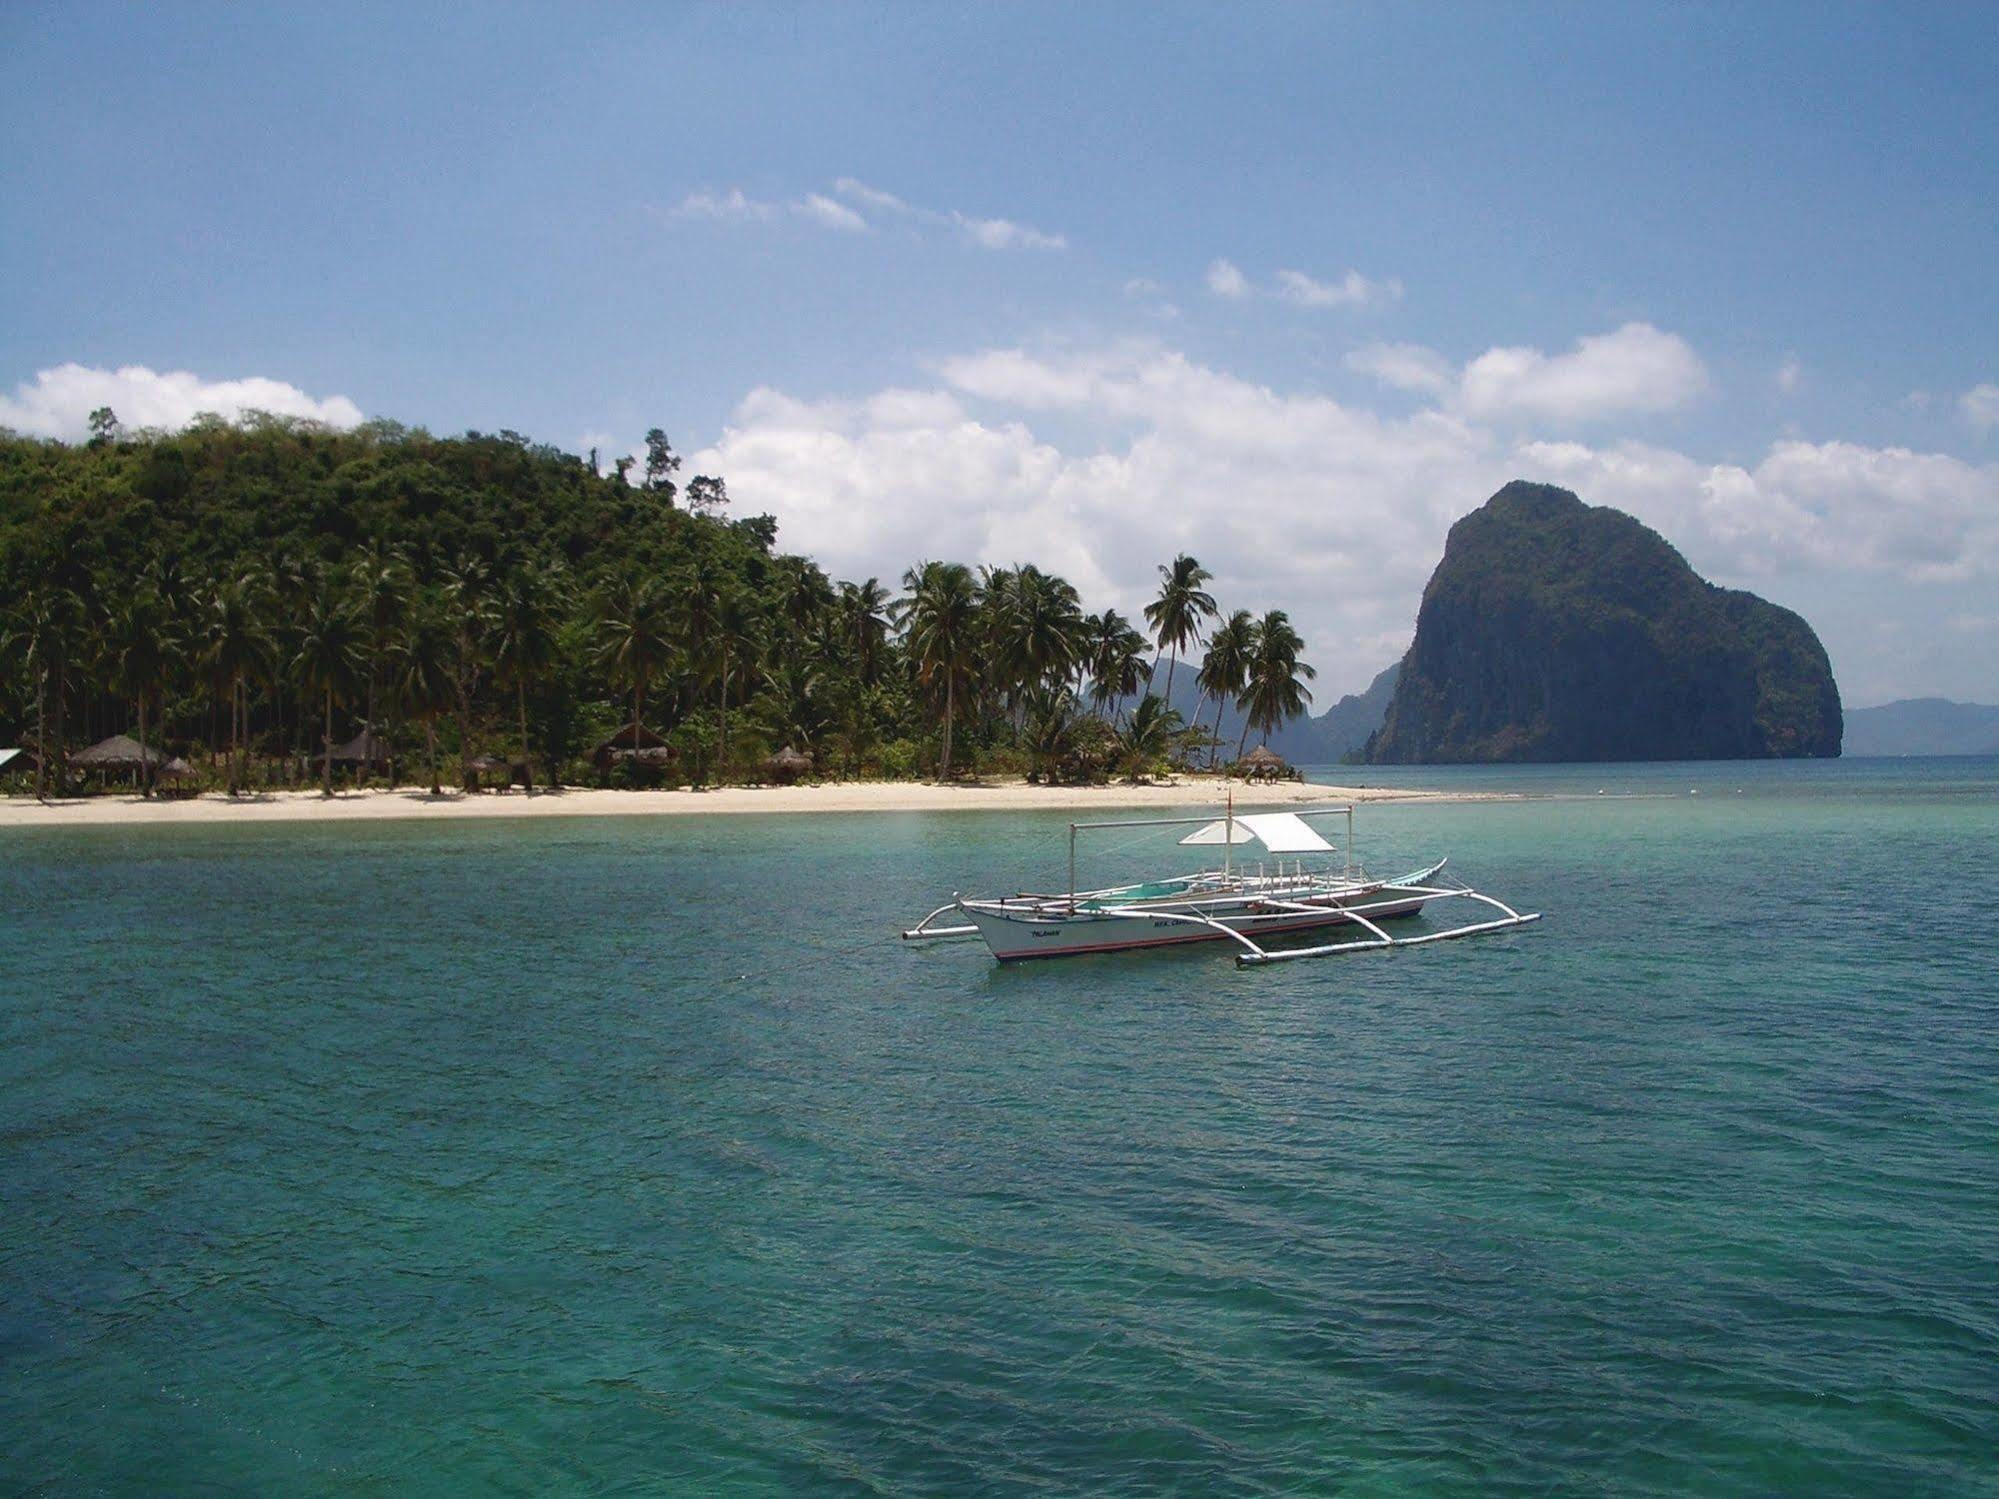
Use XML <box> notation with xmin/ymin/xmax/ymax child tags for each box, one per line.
<box><xmin>765</xmin><ymin>745</ymin><xmax>813</xmax><ymax>785</ymax></box>
<box><xmin>1239</xmin><ymin>744</ymin><xmax>1294</xmax><ymax>782</ymax></box>
<box><xmin>592</xmin><ymin>721</ymin><xmax>670</xmax><ymax>772</ymax></box>
<box><xmin>73</xmin><ymin>734</ymin><xmax>169</xmax><ymax>789</ymax></box>
<box><xmin>156</xmin><ymin>757</ymin><xmax>200</xmax><ymax>797</ymax></box>
<box><xmin>466</xmin><ymin>753</ymin><xmax>512</xmax><ymax>791</ymax></box>
<box><xmin>328</xmin><ymin>724</ymin><xmax>391</xmax><ymax>770</ymax></box>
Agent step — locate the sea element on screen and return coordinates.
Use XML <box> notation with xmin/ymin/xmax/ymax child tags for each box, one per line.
<box><xmin>2</xmin><ymin>757</ymin><xmax>1995</xmax><ymax>1495</ymax></box>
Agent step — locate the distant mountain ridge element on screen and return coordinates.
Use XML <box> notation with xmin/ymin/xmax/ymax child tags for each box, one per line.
<box><xmin>1843</xmin><ymin>699</ymin><xmax>1999</xmax><ymax>757</ymax></box>
<box><xmin>1367</xmin><ymin>481</ymin><xmax>1842</xmax><ymax>763</ymax></box>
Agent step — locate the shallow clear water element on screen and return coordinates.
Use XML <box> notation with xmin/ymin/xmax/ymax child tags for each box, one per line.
<box><xmin>4</xmin><ymin>760</ymin><xmax>1997</xmax><ymax>1495</ymax></box>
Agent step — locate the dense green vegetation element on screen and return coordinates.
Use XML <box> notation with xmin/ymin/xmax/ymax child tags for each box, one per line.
<box><xmin>1368</xmin><ymin>481</ymin><xmax>1842</xmax><ymax>763</ymax></box>
<box><xmin>0</xmin><ymin>412</ymin><xmax>1317</xmax><ymax>795</ymax></box>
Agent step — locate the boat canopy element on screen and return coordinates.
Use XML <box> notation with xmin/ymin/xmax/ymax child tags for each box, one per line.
<box><xmin>1180</xmin><ymin>811</ymin><xmax>1335</xmax><ymax>853</ymax></box>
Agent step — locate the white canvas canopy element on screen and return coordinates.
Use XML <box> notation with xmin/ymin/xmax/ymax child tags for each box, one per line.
<box><xmin>0</xmin><ymin>748</ymin><xmax>21</xmax><ymax>773</ymax></box>
<box><xmin>1180</xmin><ymin>811</ymin><xmax>1335</xmax><ymax>853</ymax></box>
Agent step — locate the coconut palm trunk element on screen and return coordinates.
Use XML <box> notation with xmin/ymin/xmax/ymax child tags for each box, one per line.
<box><xmin>34</xmin><ymin>665</ymin><xmax>48</xmax><ymax>802</ymax></box>
<box><xmin>137</xmin><ymin>695</ymin><xmax>150</xmax><ymax>798</ymax></box>
<box><xmin>719</xmin><ymin>642</ymin><xmax>731</xmax><ymax>767</ymax></box>
<box><xmin>323</xmin><ymin>686</ymin><xmax>335</xmax><ymax>797</ymax></box>
<box><xmin>426</xmin><ymin>716</ymin><xmax>441</xmax><ymax>796</ymax></box>
<box><xmin>941</xmin><ymin>674</ymin><xmax>954</xmax><ymax>779</ymax></box>
<box><xmin>227</xmin><ymin>675</ymin><xmax>242</xmax><ymax>795</ymax></box>
<box><xmin>517</xmin><ymin>679</ymin><xmax>534</xmax><ymax>794</ymax></box>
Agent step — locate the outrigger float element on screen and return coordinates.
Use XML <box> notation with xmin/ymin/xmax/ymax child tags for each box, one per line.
<box><xmin>902</xmin><ymin>799</ymin><xmax>1540</xmax><ymax>966</ymax></box>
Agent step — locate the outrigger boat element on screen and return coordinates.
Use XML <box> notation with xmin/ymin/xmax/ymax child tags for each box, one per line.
<box><xmin>902</xmin><ymin>799</ymin><xmax>1539</xmax><ymax>966</ymax></box>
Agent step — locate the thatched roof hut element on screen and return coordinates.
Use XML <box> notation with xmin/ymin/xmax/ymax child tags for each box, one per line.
<box><xmin>73</xmin><ymin>734</ymin><xmax>168</xmax><ymax>770</ymax></box>
<box><xmin>765</xmin><ymin>745</ymin><xmax>813</xmax><ymax>784</ymax></box>
<box><xmin>1240</xmin><ymin>744</ymin><xmax>1292</xmax><ymax>781</ymax></box>
<box><xmin>328</xmin><ymin>723</ymin><xmax>390</xmax><ymax>766</ymax></box>
<box><xmin>592</xmin><ymin>721</ymin><xmax>670</xmax><ymax>770</ymax></box>
<box><xmin>156</xmin><ymin>756</ymin><xmax>199</xmax><ymax>795</ymax></box>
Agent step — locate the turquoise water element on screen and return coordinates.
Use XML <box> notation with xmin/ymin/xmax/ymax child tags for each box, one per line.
<box><xmin>3</xmin><ymin>760</ymin><xmax>1996</xmax><ymax>1494</ymax></box>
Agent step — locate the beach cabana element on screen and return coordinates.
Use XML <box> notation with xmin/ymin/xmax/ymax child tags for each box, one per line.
<box><xmin>765</xmin><ymin>746</ymin><xmax>813</xmax><ymax>785</ymax></box>
<box><xmin>74</xmin><ymin>733</ymin><xmax>168</xmax><ymax>789</ymax></box>
<box><xmin>466</xmin><ymin>753</ymin><xmax>512</xmax><ymax>790</ymax></box>
<box><xmin>1240</xmin><ymin>744</ymin><xmax>1293</xmax><ymax>782</ymax></box>
<box><xmin>592</xmin><ymin>721</ymin><xmax>670</xmax><ymax>771</ymax></box>
<box><xmin>156</xmin><ymin>757</ymin><xmax>200</xmax><ymax>796</ymax></box>
<box><xmin>328</xmin><ymin>723</ymin><xmax>391</xmax><ymax>769</ymax></box>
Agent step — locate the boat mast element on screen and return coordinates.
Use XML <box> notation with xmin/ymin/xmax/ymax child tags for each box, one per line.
<box><xmin>1224</xmin><ymin>787</ymin><xmax>1233</xmax><ymax>880</ymax></box>
<box><xmin>1068</xmin><ymin>822</ymin><xmax>1077</xmax><ymax>906</ymax></box>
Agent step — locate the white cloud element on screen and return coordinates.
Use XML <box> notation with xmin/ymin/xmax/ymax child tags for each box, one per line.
<box><xmin>1351</xmin><ymin>322</ymin><xmax>1709</xmax><ymax>425</ymax></box>
<box><xmin>824</xmin><ymin>177</ymin><xmax>1066</xmax><ymax>251</ymax></box>
<box><xmin>832</xmin><ymin>177</ymin><xmax>910</xmax><ymax>213</ymax></box>
<box><xmin>675</xmin><ymin>188</ymin><xmax>779</xmax><ymax>223</ymax></box>
<box><xmin>951</xmin><ymin>212</ymin><xmax>1066</xmax><ymax>251</ymax></box>
<box><xmin>679</xmin><ymin>186</ymin><xmax>873</xmax><ymax>234</ymax></box>
<box><xmin>794</xmin><ymin>193</ymin><xmax>868</xmax><ymax>232</ymax></box>
<box><xmin>1518</xmin><ymin>434</ymin><xmax>1999</xmax><ymax>584</ymax></box>
<box><xmin>1961</xmin><ymin>382</ymin><xmax>1999</xmax><ymax>434</ymax></box>
<box><xmin>1777</xmin><ymin>356</ymin><xmax>1803</xmax><ymax>394</ymax></box>
<box><xmin>690</xmin><ymin>339</ymin><xmax>1999</xmax><ymax>700</ymax></box>
<box><xmin>1344</xmin><ymin>342</ymin><xmax>1454</xmax><ymax>397</ymax></box>
<box><xmin>1206</xmin><ymin>259</ymin><xmax>1249</xmax><ymax>298</ymax></box>
<box><xmin>1275</xmin><ymin>267</ymin><xmax>1403</xmax><ymax>308</ymax></box>
<box><xmin>1460</xmin><ymin>323</ymin><xmax>1708</xmax><ymax>422</ymax></box>
<box><xmin>1123</xmin><ymin>278</ymin><xmax>1163</xmax><ymax>298</ymax></box>
<box><xmin>0</xmin><ymin>363</ymin><xmax>365</xmax><ymax>441</ymax></box>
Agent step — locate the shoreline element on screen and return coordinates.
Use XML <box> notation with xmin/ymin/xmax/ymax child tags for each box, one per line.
<box><xmin>0</xmin><ymin>777</ymin><xmax>1502</xmax><ymax>829</ymax></box>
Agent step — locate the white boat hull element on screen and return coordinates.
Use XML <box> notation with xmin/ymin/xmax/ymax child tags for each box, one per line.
<box><xmin>962</xmin><ymin>882</ymin><xmax>1437</xmax><ymax>961</ymax></box>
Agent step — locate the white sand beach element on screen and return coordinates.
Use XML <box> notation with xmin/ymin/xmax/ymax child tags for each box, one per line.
<box><xmin>0</xmin><ymin>776</ymin><xmax>1491</xmax><ymax>829</ymax></box>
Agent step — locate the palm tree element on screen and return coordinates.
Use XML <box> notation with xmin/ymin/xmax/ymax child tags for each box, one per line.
<box><xmin>441</xmin><ymin>558</ymin><xmax>495</xmax><ymax>789</ymax></box>
<box><xmin>202</xmin><ymin>571</ymin><xmax>275</xmax><ymax>795</ymax></box>
<box><xmin>714</xmin><ymin>586</ymin><xmax>763</xmax><ymax>770</ymax></box>
<box><xmin>6</xmin><ymin>584</ymin><xmax>83</xmax><ymax>801</ymax></box>
<box><xmin>1084</xmin><ymin>609</ymin><xmax>1151</xmax><ymax>723</ymax></box>
<box><xmin>490</xmin><ymin>562</ymin><xmax>567</xmax><ymax>793</ymax></box>
<box><xmin>1238</xmin><ymin>610</ymin><xmax>1317</xmax><ymax>756</ymax></box>
<box><xmin>292</xmin><ymin>583</ymin><xmax>366</xmax><ymax>797</ymax></box>
<box><xmin>593</xmin><ymin>576</ymin><xmax>674</xmax><ymax>751</ymax></box>
<box><xmin>1007</xmin><ymin>565</ymin><xmax>1085</xmax><ymax>707</ymax></box>
<box><xmin>841</xmin><ymin>577</ymin><xmax>892</xmax><ymax>686</ymax></box>
<box><xmin>773</xmin><ymin>556</ymin><xmax>835</xmax><ymax>638</ymax></box>
<box><xmin>395</xmin><ymin>603</ymin><xmax>458</xmax><ymax>795</ymax></box>
<box><xmin>351</xmin><ymin>543</ymin><xmax>413</xmax><ymax>784</ymax></box>
<box><xmin>1120</xmin><ymin>693</ymin><xmax>1185</xmax><ymax>781</ymax></box>
<box><xmin>1195</xmin><ymin>610</ymin><xmax>1255</xmax><ymax>768</ymax></box>
<box><xmin>1142</xmin><ymin>554</ymin><xmax>1217</xmax><ymax>706</ymax></box>
<box><xmin>896</xmin><ymin>560</ymin><xmax>979</xmax><ymax>779</ymax></box>
<box><xmin>107</xmin><ymin>591</ymin><xmax>174</xmax><ymax>797</ymax></box>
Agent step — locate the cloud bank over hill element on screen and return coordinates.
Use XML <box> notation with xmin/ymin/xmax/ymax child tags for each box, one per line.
<box><xmin>0</xmin><ymin>364</ymin><xmax>364</xmax><ymax>441</ymax></box>
<box><xmin>689</xmin><ymin>337</ymin><xmax>1999</xmax><ymax>706</ymax></box>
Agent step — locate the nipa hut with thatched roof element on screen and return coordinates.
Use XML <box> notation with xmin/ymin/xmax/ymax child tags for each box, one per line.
<box><xmin>591</xmin><ymin>721</ymin><xmax>672</xmax><ymax>772</ymax></box>
<box><xmin>156</xmin><ymin>757</ymin><xmax>200</xmax><ymax>796</ymax></box>
<box><xmin>466</xmin><ymin>753</ymin><xmax>513</xmax><ymax>790</ymax></box>
<box><xmin>1239</xmin><ymin>744</ymin><xmax>1293</xmax><ymax>782</ymax></box>
<box><xmin>328</xmin><ymin>723</ymin><xmax>391</xmax><ymax>768</ymax></box>
<box><xmin>73</xmin><ymin>733</ymin><xmax>168</xmax><ymax>771</ymax></box>
<box><xmin>765</xmin><ymin>745</ymin><xmax>813</xmax><ymax>785</ymax></box>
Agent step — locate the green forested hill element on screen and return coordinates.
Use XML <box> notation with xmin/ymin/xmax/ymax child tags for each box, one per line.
<box><xmin>0</xmin><ymin>414</ymin><xmax>1318</xmax><ymax>793</ymax></box>
<box><xmin>1367</xmin><ymin>481</ymin><xmax>1843</xmax><ymax>763</ymax></box>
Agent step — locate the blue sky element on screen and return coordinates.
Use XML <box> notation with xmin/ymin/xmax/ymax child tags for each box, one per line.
<box><xmin>4</xmin><ymin>3</ymin><xmax>1996</xmax><ymax>705</ymax></box>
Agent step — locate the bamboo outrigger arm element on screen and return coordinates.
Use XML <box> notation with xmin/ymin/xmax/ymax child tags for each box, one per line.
<box><xmin>901</xmin><ymin>902</ymin><xmax>979</xmax><ymax>941</ymax></box>
<box><xmin>1233</xmin><ymin>888</ymin><xmax>1541</xmax><ymax>966</ymax></box>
